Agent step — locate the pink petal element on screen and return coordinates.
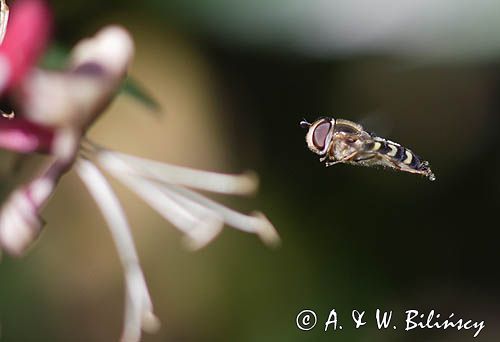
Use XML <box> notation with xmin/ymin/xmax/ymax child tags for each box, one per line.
<box><xmin>0</xmin><ymin>117</ymin><xmax>54</xmax><ymax>153</ymax></box>
<box><xmin>0</xmin><ymin>0</ymin><xmax>52</xmax><ymax>94</ymax></box>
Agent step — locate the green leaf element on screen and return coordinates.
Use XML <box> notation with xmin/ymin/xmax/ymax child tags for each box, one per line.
<box><xmin>121</xmin><ymin>77</ymin><xmax>162</xmax><ymax>113</ymax></box>
<box><xmin>40</xmin><ymin>43</ymin><xmax>70</xmax><ymax>70</ymax></box>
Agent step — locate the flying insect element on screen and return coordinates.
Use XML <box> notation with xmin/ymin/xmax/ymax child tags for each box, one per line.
<box><xmin>300</xmin><ymin>117</ymin><xmax>435</xmax><ymax>181</ymax></box>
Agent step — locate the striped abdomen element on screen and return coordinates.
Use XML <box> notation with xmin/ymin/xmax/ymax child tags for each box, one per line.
<box><xmin>364</xmin><ymin>137</ymin><xmax>426</xmax><ymax>172</ymax></box>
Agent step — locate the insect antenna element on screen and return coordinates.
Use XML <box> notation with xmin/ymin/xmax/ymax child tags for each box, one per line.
<box><xmin>299</xmin><ymin>119</ymin><xmax>311</xmax><ymax>129</ymax></box>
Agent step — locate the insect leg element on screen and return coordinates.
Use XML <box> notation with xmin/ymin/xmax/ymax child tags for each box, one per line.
<box><xmin>340</xmin><ymin>151</ymin><xmax>367</xmax><ymax>163</ymax></box>
<box><xmin>320</xmin><ymin>155</ymin><xmax>329</xmax><ymax>162</ymax></box>
<box><xmin>352</xmin><ymin>154</ymin><xmax>377</xmax><ymax>162</ymax></box>
<box><xmin>325</xmin><ymin>151</ymin><xmax>366</xmax><ymax>167</ymax></box>
<box><xmin>325</xmin><ymin>161</ymin><xmax>341</xmax><ymax>167</ymax></box>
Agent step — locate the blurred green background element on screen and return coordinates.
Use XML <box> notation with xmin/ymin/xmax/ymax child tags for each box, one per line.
<box><xmin>1</xmin><ymin>0</ymin><xmax>500</xmax><ymax>341</ymax></box>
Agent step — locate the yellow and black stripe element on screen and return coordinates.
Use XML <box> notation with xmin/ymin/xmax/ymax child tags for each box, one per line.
<box><xmin>364</xmin><ymin>138</ymin><xmax>423</xmax><ymax>171</ymax></box>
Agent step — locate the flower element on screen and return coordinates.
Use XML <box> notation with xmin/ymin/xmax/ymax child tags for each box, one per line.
<box><xmin>0</xmin><ymin>1</ymin><xmax>279</xmax><ymax>341</ymax></box>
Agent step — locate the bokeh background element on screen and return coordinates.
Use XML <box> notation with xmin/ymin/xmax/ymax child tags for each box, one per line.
<box><xmin>1</xmin><ymin>0</ymin><xmax>500</xmax><ymax>341</ymax></box>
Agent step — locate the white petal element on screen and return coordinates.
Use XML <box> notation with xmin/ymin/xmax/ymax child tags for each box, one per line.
<box><xmin>0</xmin><ymin>190</ymin><xmax>42</xmax><ymax>256</ymax></box>
<box><xmin>75</xmin><ymin>159</ymin><xmax>158</xmax><ymax>342</ymax></box>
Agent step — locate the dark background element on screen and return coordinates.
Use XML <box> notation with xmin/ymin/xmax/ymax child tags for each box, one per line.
<box><xmin>1</xmin><ymin>0</ymin><xmax>499</xmax><ymax>341</ymax></box>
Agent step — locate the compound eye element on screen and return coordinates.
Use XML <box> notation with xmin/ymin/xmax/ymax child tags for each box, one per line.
<box><xmin>312</xmin><ymin>121</ymin><xmax>331</xmax><ymax>150</ymax></box>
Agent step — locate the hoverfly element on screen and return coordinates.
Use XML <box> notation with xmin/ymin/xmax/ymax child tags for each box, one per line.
<box><xmin>300</xmin><ymin>117</ymin><xmax>435</xmax><ymax>181</ymax></box>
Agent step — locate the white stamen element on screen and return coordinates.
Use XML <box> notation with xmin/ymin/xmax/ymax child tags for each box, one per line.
<box><xmin>156</xmin><ymin>182</ymin><xmax>279</xmax><ymax>246</ymax></box>
<box><xmin>96</xmin><ymin>149</ymin><xmax>280</xmax><ymax>247</ymax></box>
<box><xmin>99</xmin><ymin>150</ymin><xmax>258</xmax><ymax>195</ymax></box>
<box><xmin>104</xmin><ymin>165</ymin><xmax>223</xmax><ymax>249</ymax></box>
<box><xmin>75</xmin><ymin>159</ymin><xmax>158</xmax><ymax>342</ymax></box>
